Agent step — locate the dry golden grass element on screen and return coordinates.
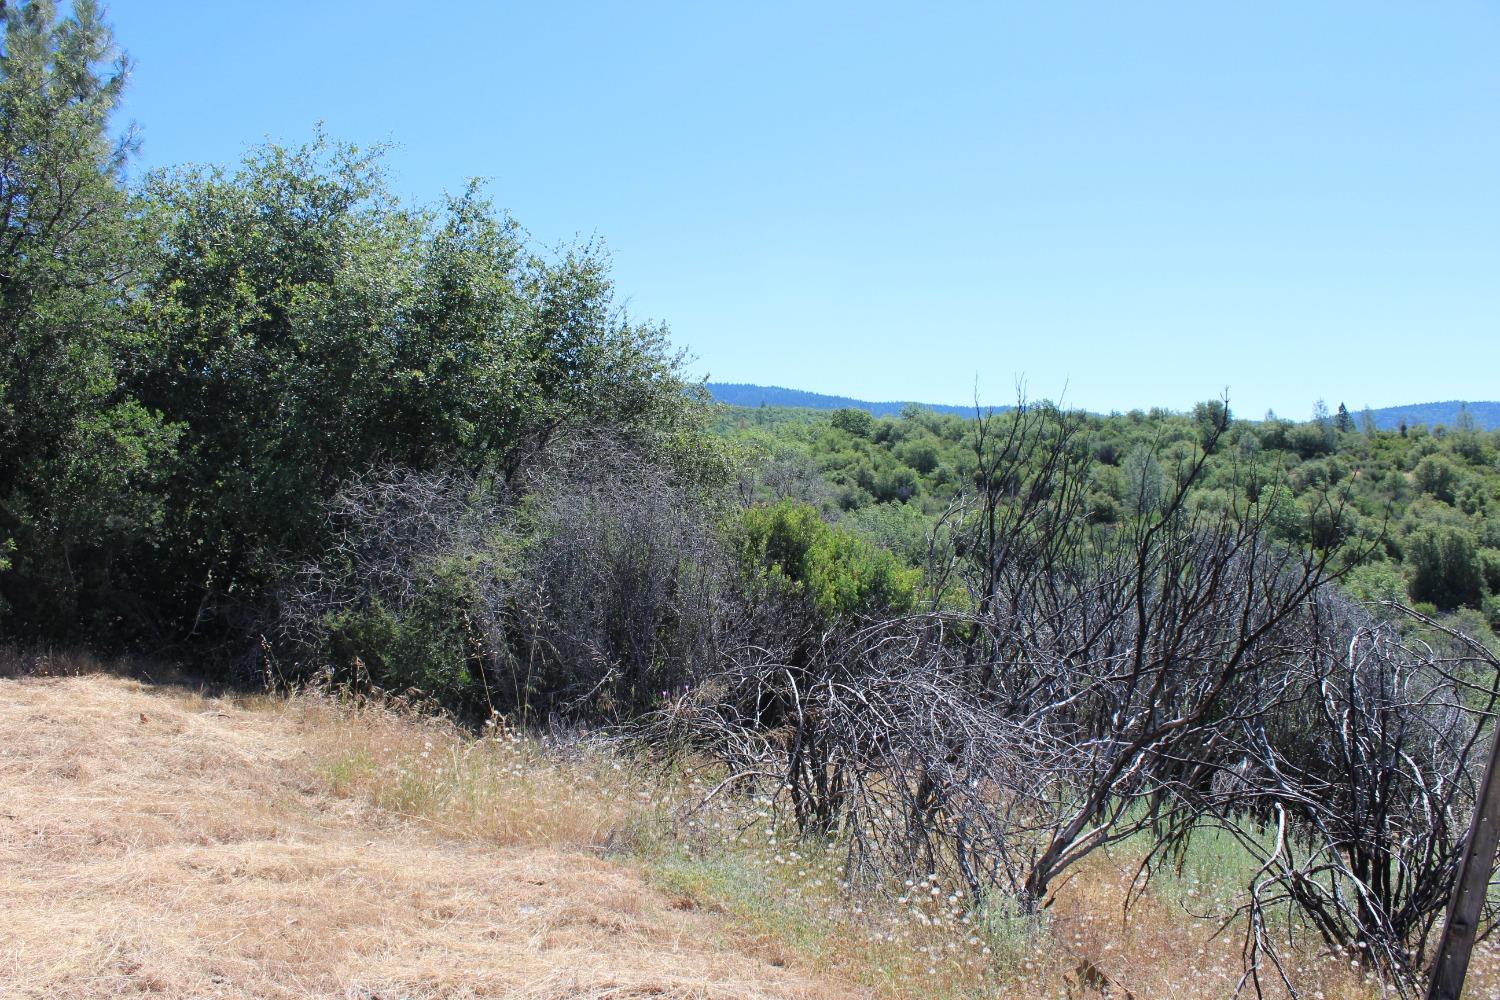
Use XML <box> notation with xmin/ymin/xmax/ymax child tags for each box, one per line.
<box><xmin>286</xmin><ymin>696</ymin><xmax>1009</xmax><ymax>997</ymax></box>
<box><xmin>288</xmin><ymin>691</ymin><xmax>1375</xmax><ymax>1000</ymax></box>
<box><xmin>0</xmin><ymin>674</ymin><xmax>854</xmax><ymax>999</ymax></box>
<box><xmin>7</xmin><ymin>667</ymin><xmax>1500</xmax><ymax>1000</ymax></box>
<box><xmin>291</xmin><ymin>695</ymin><xmax>658</xmax><ymax>853</ymax></box>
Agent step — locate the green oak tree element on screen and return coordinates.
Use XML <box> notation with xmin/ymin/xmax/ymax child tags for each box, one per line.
<box><xmin>0</xmin><ymin>0</ymin><xmax>174</xmax><ymax>640</ymax></box>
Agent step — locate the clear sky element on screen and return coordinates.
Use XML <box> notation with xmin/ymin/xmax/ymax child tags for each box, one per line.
<box><xmin>103</xmin><ymin>1</ymin><xmax>1497</xmax><ymax>417</ymax></box>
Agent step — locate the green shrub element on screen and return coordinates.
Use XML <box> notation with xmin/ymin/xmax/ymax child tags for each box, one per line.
<box><xmin>873</xmin><ymin>465</ymin><xmax>921</xmax><ymax>503</ymax></box>
<box><xmin>1406</xmin><ymin>523</ymin><xmax>1485</xmax><ymax>610</ymax></box>
<box><xmin>1413</xmin><ymin>454</ymin><xmax>1461</xmax><ymax>504</ymax></box>
<box><xmin>322</xmin><ymin>555</ymin><xmax>484</xmax><ymax>703</ymax></box>
<box><xmin>897</xmin><ymin>439</ymin><xmax>941</xmax><ymax>476</ymax></box>
<box><xmin>1288</xmin><ymin>421</ymin><xmax>1336</xmax><ymax>459</ymax></box>
<box><xmin>1479</xmin><ymin>548</ymin><xmax>1500</xmax><ymax>596</ymax></box>
<box><xmin>829</xmin><ymin>407</ymin><xmax>874</xmax><ymax>438</ymax></box>
<box><xmin>1342</xmin><ymin>561</ymin><xmax>1407</xmax><ymax>605</ymax></box>
<box><xmin>730</xmin><ymin>500</ymin><xmax>919</xmax><ymax>620</ymax></box>
<box><xmin>841</xmin><ymin>502</ymin><xmax>934</xmax><ymax>566</ymax></box>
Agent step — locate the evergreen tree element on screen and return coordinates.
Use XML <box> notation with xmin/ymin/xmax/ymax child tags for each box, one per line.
<box><xmin>1335</xmin><ymin>402</ymin><xmax>1353</xmax><ymax>433</ymax></box>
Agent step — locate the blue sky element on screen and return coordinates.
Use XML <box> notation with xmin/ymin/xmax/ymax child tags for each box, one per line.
<box><xmin>104</xmin><ymin>1</ymin><xmax>1497</xmax><ymax>416</ymax></box>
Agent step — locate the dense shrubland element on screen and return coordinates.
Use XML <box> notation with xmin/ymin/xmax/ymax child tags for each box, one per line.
<box><xmin>720</xmin><ymin>397</ymin><xmax>1500</xmax><ymax>641</ymax></box>
<box><xmin>690</xmin><ymin>401</ymin><xmax>1500</xmax><ymax>995</ymax></box>
<box><xmin>6</xmin><ymin>3</ymin><xmax>1500</xmax><ymax>995</ymax></box>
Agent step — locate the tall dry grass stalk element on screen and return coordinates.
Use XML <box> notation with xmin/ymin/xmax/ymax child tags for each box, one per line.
<box><xmin>290</xmin><ymin>694</ymin><xmax>658</xmax><ymax>851</ymax></box>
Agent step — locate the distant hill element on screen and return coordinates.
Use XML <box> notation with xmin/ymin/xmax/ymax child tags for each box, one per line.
<box><xmin>707</xmin><ymin>382</ymin><xmax>985</xmax><ymax>418</ymax></box>
<box><xmin>709</xmin><ymin>383</ymin><xmax>1500</xmax><ymax>431</ymax></box>
<box><xmin>1361</xmin><ymin>401</ymin><xmax>1500</xmax><ymax>432</ymax></box>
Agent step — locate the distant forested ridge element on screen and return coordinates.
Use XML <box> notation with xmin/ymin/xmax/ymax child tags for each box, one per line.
<box><xmin>712</xmin><ymin>384</ymin><xmax>1500</xmax><ymax>431</ymax></box>
<box><xmin>1362</xmin><ymin>401</ymin><xmax>1500</xmax><ymax>432</ymax></box>
<box><xmin>707</xmin><ymin>382</ymin><xmax>984</xmax><ymax>417</ymax></box>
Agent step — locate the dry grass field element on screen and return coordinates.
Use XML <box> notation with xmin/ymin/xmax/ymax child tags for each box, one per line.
<box><xmin>0</xmin><ymin>672</ymin><xmax>851</xmax><ymax>999</ymax></box>
<box><xmin>5</xmin><ymin>663</ymin><xmax>1500</xmax><ymax>999</ymax></box>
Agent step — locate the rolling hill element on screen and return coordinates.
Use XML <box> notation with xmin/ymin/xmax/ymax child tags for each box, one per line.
<box><xmin>1361</xmin><ymin>400</ymin><xmax>1500</xmax><ymax>432</ymax></box>
<box><xmin>707</xmin><ymin>383</ymin><xmax>1500</xmax><ymax>430</ymax></box>
<box><xmin>706</xmin><ymin>383</ymin><xmax>986</xmax><ymax>417</ymax></box>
